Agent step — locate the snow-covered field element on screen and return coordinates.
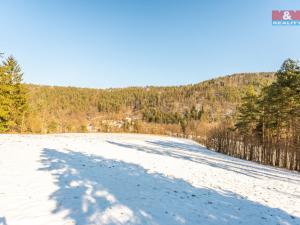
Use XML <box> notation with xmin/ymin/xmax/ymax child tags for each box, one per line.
<box><xmin>0</xmin><ymin>134</ymin><xmax>299</xmax><ymax>225</ymax></box>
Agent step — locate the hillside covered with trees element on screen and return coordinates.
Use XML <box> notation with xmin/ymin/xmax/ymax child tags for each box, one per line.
<box><xmin>2</xmin><ymin>53</ymin><xmax>300</xmax><ymax>171</ymax></box>
<box><xmin>24</xmin><ymin>72</ymin><xmax>274</xmax><ymax>139</ymax></box>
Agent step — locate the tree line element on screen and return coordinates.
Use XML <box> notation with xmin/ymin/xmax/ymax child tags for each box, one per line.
<box><xmin>23</xmin><ymin>72</ymin><xmax>273</xmax><ymax>134</ymax></box>
<box><xmin>4</xmin><ymin>51</ymin><xmax>300</xmax><ymax>171</ymax></box>
<box><xmin>206</xmin><ymin>59</ymin><xmax>300</xmax><ymax>171</ymax></box>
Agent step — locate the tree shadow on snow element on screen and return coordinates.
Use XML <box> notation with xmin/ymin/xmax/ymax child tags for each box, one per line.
<box><xmin>106</xmin><ymin>140</ymin><xmax>300</xmax><ymax>185</ymax></box>
<box><xmin>0</xmin><ymin>217</ymin><xmax>7</xmax><ymax>225</ymax></box>
<box><xmin>40</xmin><ymin>148</ymin><xmax>299</xmax><ymax>225</ymax></box>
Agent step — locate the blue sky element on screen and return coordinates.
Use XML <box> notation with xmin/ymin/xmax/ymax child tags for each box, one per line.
<box><xmin>1</xmin><ymin>0</ymin><xmax>300</xmax><ymax>88</ymax></box>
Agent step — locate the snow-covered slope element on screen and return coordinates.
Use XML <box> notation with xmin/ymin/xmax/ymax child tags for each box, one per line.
<box><xmin>0</xmin><ymin>133</ymin><xmax>299</xmax><ymax>225</ymax></box>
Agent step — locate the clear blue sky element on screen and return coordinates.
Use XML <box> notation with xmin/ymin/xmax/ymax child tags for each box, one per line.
<box><xmin>1</xmin><ymin>0</ymin><xmax>300</xmax><ymax>88</ymax></box>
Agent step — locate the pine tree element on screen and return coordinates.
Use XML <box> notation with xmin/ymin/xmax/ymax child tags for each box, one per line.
<box><xmin>235</xmin><ymin>85</ymin><xmax>259</xmax><ymax>136</ymax></box>
<box><xmin>0</xmin><ymin>55</ymin><xmax>27</xmax><ymax>132</ymax></box>
<box><xmin>0</xmin><ymin>56</ymin><xmax>12</xmax><ymax>132</ymax></box>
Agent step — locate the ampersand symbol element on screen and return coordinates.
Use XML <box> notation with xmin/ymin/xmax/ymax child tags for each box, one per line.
<box><xmin>283</xmin><ymin>11</ymin><xmax>292</xmax><ymax>20</ymax></box>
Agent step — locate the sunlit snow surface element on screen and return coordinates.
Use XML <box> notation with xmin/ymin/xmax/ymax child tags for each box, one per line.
<box><xmin>0</xmin><ymin>133</ymin><xmax>299</xmax><ymax>225</ymax></box>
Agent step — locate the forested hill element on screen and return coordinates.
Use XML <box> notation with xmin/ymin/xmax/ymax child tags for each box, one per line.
<box><xmin>24</xmin><ymin>72</ymin><xmax>274</xmax><ymax>135</ymax></box>
<box><xmin>3</xmin><ymin>56</ymin><xmax>299</xmax><ymax>171</ymax></box>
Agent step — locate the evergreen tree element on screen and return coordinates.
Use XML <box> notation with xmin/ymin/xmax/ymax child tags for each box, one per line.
<box><xmin>235</xmin><ymin>85</ymin><xmax>259</xmax><ymax>136</ymax></box>
<box><xmin>0</xmin><ymin>55</ymin><xmax>27</xmax><ymax>132</ymax></box>
<box><xmin>0</xmin><ymin>56</ymin><xmax>12</xmax><ymax>131</ymax></box>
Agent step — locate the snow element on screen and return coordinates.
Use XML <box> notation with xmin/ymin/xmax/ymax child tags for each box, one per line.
<box><xmin>0</xmin><ymin>133</ymin><xmax>299</xmax><ymax>225</ymax></box>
